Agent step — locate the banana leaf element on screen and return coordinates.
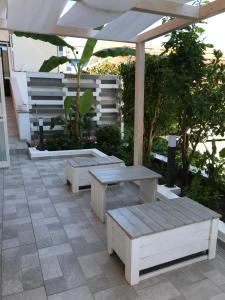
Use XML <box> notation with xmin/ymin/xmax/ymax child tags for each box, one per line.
<box><xmin>14</xmin><ymin>31</ymin><xmax>74</xmax><ymax>50</ymax></box>
<box><xmin>79</xmin><ymin>90</ymin><xmax>93</xmax><ymax>116</ymax></box>
<box><xmin>39</xmin><ymin>56</ymin><xmax>71</xmax><ymax>72</ymax></box>
<box><xmin>93</xmin><ymin>47</ymin><xmax>136</xmax><ymax>58</ymax></box>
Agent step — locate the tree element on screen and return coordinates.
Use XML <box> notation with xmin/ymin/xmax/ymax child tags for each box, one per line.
<box><xmin>164</xmin><ymin>25</ymin><xmax>225</xmax><ymax>188</ymax></box>
<box><xmin>120</xmin><ymin>55</ymin><xmax>175</xmax><ymax>158</ymax></box>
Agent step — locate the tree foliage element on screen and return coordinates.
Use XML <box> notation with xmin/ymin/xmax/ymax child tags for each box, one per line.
<box><xmin>164</xmin><ymin>24</ymin><xmax>225</xmax><ymax>188</ymax></box>
<box><xmin>119</xmin><ymin>55</ymin><xmax>175</xmax><ymax>157</ymax></box>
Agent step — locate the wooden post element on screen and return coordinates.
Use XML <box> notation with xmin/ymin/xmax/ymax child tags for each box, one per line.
<box><xmin>134</xmin><ymin>42</ymin><xmax>145</xmax><ymax>166</ymax></box>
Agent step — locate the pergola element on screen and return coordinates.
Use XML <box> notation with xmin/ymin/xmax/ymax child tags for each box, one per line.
<box><xmin>0</xmin><ymin>0</ymin><xmax>225</xmax><ymax>164</ymax></box>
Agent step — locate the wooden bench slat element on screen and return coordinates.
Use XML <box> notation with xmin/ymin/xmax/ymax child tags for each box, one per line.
<box><xmin>138</xmin><ymin>204</ymin><xmax>174</xmax><ymax>231</ymax></box>
<box><xmin>89</xmin><ymin>166</ymin><xmax>161</xmax><ymax>184</ymax></box>
<box><xmin>107</xmin><ymin>196</ymin><xmax>221</xmax><ymax>239</ymax></box>
<box><xmin>171</xmin><ymin>198</ymin><xmax>220</xmax><ymax>221</ymax></box>
<box><xmin>128</xmin><ymin>206</ymin><xmax>164</xmax><ymax>233</ymax></box>
<box><xmin>108</xmin><ymin>209</ymin><xmax>141</xmax><ymax>238</ymax></box>
<box><xmin>150</xmin><ymin>201</ymin><xmax>185</xmax><ymax>227</ymax></box>
<box><xmin>118</xmin><ymin>207</ymin><xmax>153</xmax><ymax>236</ymax></box>
<box><xmin>68</xmin><ymin>156</ymin><xmax>123</xmax><ymax>168</ymax></box>
<box><xmin>161</xmin><ymin>199</ymin><xmax>198</xmax><ymax>224</ymax></box>
<box><xmin>181</xmin><ymin>197</ymin><xmax>221</xmax><ymax>219</ymax></box>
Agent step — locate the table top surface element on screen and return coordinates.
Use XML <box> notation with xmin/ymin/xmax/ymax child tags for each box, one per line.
<box><xmin>67</xmin><ymin>155</ymin><xmax>123</xmax><ymax>168</ymax></box>
<box><xmin>89</xmin><ymin>165</ymin><xmax>161</xmax><ymax>184</ymax></box>
<box><xmin>107</xmin><ymin>197</ymin><xmax>221</xmax><ymax>239</ymax></box>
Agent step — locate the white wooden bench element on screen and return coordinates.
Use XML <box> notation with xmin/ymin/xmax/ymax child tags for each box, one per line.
<box><xmin>65</xmin><ymin>156</ymin><xmax>124</xmax><ymax>193</ymax></box>
<box><xmin>106</xmin><ymin>197</ymin><xmax>221</xmax><ymax>285</ymax></box>
<box><xmin>89</xmin><ymin>166</ymin><xmax>161</xmax><ymax>222</ymax></box>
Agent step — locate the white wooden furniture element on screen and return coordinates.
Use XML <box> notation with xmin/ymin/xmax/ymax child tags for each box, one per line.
<box><xmin>106</xmin><ymin>197</ymin><xmax>221</xmax><ymax>286</ymax></box>
<box><xmin>89</xmin><ymin>166</ymin><xmax>161</xmax><ymax>222</ymax></box>
<box><xmin>65</xmin><ymin>155</ymin><xmax>124</xmax><ymax>193</ymax></box>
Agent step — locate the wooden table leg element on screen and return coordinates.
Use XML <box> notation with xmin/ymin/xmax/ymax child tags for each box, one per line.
<box><xmin>139</xmin><ymin>178</ymin><xmax>157</xmax><ymax>203</ymax></box>
<box><xmin>91</xmin><ymin>176</ymin><xmax>107</xmax><ymax>222</ymax></box>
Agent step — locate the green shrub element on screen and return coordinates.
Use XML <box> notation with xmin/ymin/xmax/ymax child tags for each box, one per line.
<box><xmin>151</xmin><ymin>137</ymin><xmax>168</xmax><ymax>156</ymax></box>
<box><xmin>96</xmin><ymin>125</ymin><xmax>121</xmax><ymax>156</ymax></box>
<box><xmin>45</xmin><ymin>132</ymin><xmax>81</xmax><ymax>151</ymax></box>
<box><xmin>186</xmin><ymin>175</ymin><xmax>219</xmax><ymax>210</ymax></box>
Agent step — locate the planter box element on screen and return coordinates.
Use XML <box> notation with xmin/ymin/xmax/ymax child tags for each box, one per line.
<box><xmin>28</xmin><ymin>147</ymin><xmax>107</xmax><ymax>160</ymax></box>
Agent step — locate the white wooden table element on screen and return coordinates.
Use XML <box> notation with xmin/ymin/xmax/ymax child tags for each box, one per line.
<box><xmin>65</xmin><ymin>156</ymin><xmax>124</xmax><ymax>193</ymax></box>
<box><xmin>107</xmin><ymin>197</ymin><xmax>221</xmax><ymax>285</ymax></box>
<box><xmin>89</xmin><ymin>166</ymin><xmax>161</xmax><ymax>222</ymax></box>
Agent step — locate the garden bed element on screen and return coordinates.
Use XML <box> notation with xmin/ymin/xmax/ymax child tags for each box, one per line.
<box><xmin>28</xmin><ymin>147</ymin><xmax>107</xmax><ymax>160</ymax></box>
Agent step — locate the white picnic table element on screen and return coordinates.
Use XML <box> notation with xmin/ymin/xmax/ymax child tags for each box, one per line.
<box><xmin>89</xmin><ymin>165</ymin><xmax>161</xmax><ymax>222</ymax></box>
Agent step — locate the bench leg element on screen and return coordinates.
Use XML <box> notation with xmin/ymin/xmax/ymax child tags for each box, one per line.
<box><xmin>208</xmin><ymin>218</ymin><xmax>219</xmax><ymax>260</ymax></box>
<box><xmin>139</xmin><ymin>179</ymin><xmax>157</xmax><ymax>203</ymax></box>
<box><xmin>125</xmin><ymin>238</ymin><xmax>140</xmax><ymax>286</ymax></box>
<box><xmin>91</xmin><ymin>176</ymin><xmax>107</xmax><ymax>222</ymax></box>
<box><xmin>71</xmin><ymin>170</ymin><xmax>79</xmax><ymax>194</ymax></box>
<box><xmin>106</xmin><ymin>215</ymin><xmax>113</xmax><ymax>255</ymax></box>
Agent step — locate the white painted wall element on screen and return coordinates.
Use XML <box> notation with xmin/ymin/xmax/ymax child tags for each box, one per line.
<box><xmin>0</xmin><ymin>29</ymin><xmax>9</xmax><ymax>42</ymax></box>
<box><xmin>11</xmin><ymin>35</ymin><xmax>58</xmax><ymax>72</ymax></box>
<box><xmin>10</xmin><ymin>71</ymin><xmax>31</xmax><ymax>141</ymax></box>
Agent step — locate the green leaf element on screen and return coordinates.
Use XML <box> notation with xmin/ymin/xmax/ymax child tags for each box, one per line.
<box><xmin>79</xmin><ymin>90</ymin><xmax>93</xmax><ymax>116</ymax></box>
<box><xmin>14</xmin><ymin>31</ymin><xmax>74</xmax><ymax>50</ymax></box>
<box><xmin>219</xmin><ymin>148</ymin><xmax>225</xmax><ymax>158</ymax></box>
<box><xmin>64</xmin><ymin>96</ymin><xmax>73</xmax><ymax>122</ymax></box>
<box><xmin>39</xmin><ymin>56</ymin><xmax>71</xmax><ymax>72</ymax></box>
<box><xmin>93</xmin><ymin>47</ymin><xmax>136</xmax><ymax>58</ymax></box>
<box><xmin>79</xmin><ymin>39</ymin><xmax>97</xmax><ymax>67</ymax></box>
<box><xmin>50</xmin><ymin>116</ymin><xmax>64</xmax><ymax>129</ymax></box>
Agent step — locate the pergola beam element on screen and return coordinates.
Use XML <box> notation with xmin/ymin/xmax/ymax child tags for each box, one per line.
<box><xmin>133</xmin><ymin>0</ymin><xmax>199</xmax><ymax>20</ymax></box>
<box><xmin>133</xmin><ymin>0</ymin><xmax>225</xmax><ymax>43</ymax></box>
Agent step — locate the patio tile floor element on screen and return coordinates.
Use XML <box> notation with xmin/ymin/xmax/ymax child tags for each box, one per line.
<box><xmin>1</xmin><ymin>153</ymin><xmax>225</xmax><ymax>299</ymax></box>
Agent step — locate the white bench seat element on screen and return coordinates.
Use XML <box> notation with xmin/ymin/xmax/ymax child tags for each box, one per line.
<box><xmin>65</xmin><ymin>155</ymin><xmax>124</xmax><ymax>193</ymax></box>
<box><xmin>106</xmin><ymin>197</ymin><xmax>221</xmax><ymax>285</ymax></box>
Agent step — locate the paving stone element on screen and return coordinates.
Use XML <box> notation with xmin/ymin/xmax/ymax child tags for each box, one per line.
<box><xmin>205</xmin><ymin>269</ymin><xmax>225</xmax><ymax>287</ymax></box>
<box><xmin>40</xmin><ymin>256</ymin><xmax>63</xmax><ymax>280</ymax></box>
<box><xmin>211</xmin><ymin>294</ymin><xmax>225</xmax><ymax>300</ymax></box>
<box><xmin>45</xmin><ymin>276</ymin><xmax>68</xmax><ymax>296</ymax></box>
<box><xmin>137</xmin><ymin>280</ymin><xmax>181</xmax><ymax>300</ymax></box>
<box><xmin>94</xmin><ymin>285</ymin><xmax>139</xmax><ymax>300</ymax></box>
<box><xmin>2</xmin><ymin>279</ymin><xmax>23</xmax><ymax>296</ymax></box>
<box><xmin>57</xmin><ymin>252</ymin><xmax>86</xmax><ymax>289</ymax></box>
<box><xmin>70</xmin><ymin>236</ymin><xmax>105</xmax><ymax>257</ymax></box>
<box><xmin>2</xmin><ymin>244</ymin><xmax>41</xmax><ymax>295</ymax></box>
<box><xmin>38</xmin><ymin>243</ymin><xmax>72</xmax><ymax>259</ymax></box>
<box><xmin>2</xmin><ymin>154</ymin><xmax>225</xmax><ymax>300</ymax></box>
<box><xmin>181</xmin><ymin>279</ymin><xmax>223</xmax><ymax>300</ymax></box>
<box><xmin>48</xmin><ymin>286</ymin><xmax>93</xmax><ymax>300</ymax></box>
<box><xmin>2</xmin><ymin>220</ymin><xmax>35</xmax><ymax>249</ymax></box>
<box><xmin>2</xmin><ymin>287</ymin><xmax>47</xmax><ymax>300</ymax></box>
<box><xmin>21</xmin><ymin>253</ymin><xmax>40</xmax><ymax>270</ymax></box>
<box><xmin>22</xmin><ymin>267</ymin><xmax>43</xmax><ymax>290</ymax></box>
<box><xmin>78</xmin><ymin>251</ymin><xmax>109</xmax><ymax>279</ymax></box>
<box><xmin>165</xmin><ymin>264</ymin><xmax>206</xmax><ymax>292</ymax></box>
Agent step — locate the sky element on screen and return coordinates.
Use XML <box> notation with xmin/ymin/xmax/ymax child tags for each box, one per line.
<box><xmin>147</xmin><ymin>13</ymin><xmax>225</xmax><ymax>54</ymax></box>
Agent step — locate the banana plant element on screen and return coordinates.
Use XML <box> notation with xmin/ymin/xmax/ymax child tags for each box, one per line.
<box><xmin>14</xmin><ymin>32</ymin><xmax>137</xmax><ymax>136</ymax></box>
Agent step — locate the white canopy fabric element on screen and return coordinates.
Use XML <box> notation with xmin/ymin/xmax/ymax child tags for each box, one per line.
<box><xmin>7</xmin><ymin>0</ymin><xmax>67</xmax><ymax>33</ymax></box>
<box><xmin>0</xmin><ymin>0</ymin><xmax>7</xmax><ymax>20</ymax></box>
<box><xmin>0</xmin><ymin>0</ymin><xmax>224</xmax><ymax>43</ymax></box>
<box><xmin>95</xmin><ymin>11</ymin><xmax>162</xmax><ymax>41</ymax></box>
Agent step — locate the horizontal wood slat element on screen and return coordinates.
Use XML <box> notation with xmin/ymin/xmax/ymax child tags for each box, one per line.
<box><xmin>26</xmin><ymin>72</ymin><xmax>121</xmax><ymax>133</ymax></box>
